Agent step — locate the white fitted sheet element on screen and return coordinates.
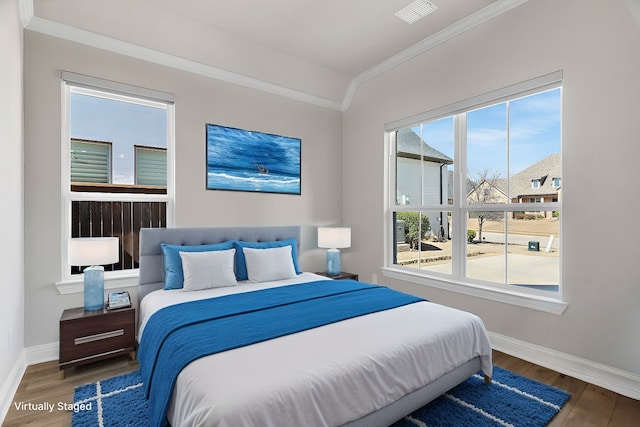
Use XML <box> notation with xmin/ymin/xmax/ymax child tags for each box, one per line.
<box><xmin>139</xmin><ymin>273</ymin><xmax>493</xmax><ymax>427</ymax></box>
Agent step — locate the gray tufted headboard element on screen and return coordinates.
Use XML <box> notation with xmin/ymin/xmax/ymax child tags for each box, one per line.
<box><xmin>138</xmin><ymin>226</ymin><xmax>301</xmax><ymax>302</ymax></box>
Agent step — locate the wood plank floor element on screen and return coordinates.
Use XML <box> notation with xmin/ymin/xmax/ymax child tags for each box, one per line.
<box><xmin>4</xmin><ymin>350</ymin><xmax>639</xmax><ymax>426</ymax></box>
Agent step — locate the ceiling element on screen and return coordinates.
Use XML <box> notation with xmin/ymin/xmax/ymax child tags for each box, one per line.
<box><xmin>149</xmin><ymin>0</ymin><xmax>497</xmax><ymax>77</ymax></box>
<box><xmin>24</xmin><ymin>0</ymin><xmax>526</xmax><ymax>109</ymax></box>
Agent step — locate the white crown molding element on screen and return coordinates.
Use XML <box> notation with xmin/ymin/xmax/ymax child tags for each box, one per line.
<box><xmin>18</xmin><ymin>0</ymin><xmax>33</xmax><ymax>27</ymax></box>
<box><xmin>341</xmin><ymin>0</ymin><xmax>530</xmax><ymax>110</ymax></box>
<box><xmin>20</xmin><ymin>0</ymin><xmax>529</xmax><ymax>112</ymax></box>
<box><xmin>489</xmin><ymin>331</ymin><xmax>640</xmax><ymax>401</ymax></box>
<box><xmin>23</xmin><ymin>14</ymin><xmax>343</xmax><ymax>111</ymax></box>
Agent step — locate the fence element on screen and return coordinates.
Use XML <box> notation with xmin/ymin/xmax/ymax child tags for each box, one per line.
<box><xmin>71</xmin><ymin>200</ymin><xmax>166</xmax><ymax>273</ymax></box>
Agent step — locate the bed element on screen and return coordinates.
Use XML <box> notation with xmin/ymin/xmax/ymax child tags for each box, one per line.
<box><xmin>137</xmin><ymin>226</ymin><xmax>493</xmax><ymax>427</ymax></box>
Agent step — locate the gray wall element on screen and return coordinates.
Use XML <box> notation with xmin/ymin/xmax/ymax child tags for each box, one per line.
<box><xmin>23</xmin><ymin>32</ymin><xmax>342</xmax><ymax>347</ymax></box>
<box><xmin>0</xmin><ymin>0</ymin><xmax>25</xmax><ymax>402</ymax></box>
<box><xmin>343</xmin><ymin>0</ymin><xmax>640</xmax><ymax>376</ymax></box>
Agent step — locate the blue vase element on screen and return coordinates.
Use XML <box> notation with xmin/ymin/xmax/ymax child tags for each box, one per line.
<box><xmin>84</xmin><ymin>266</ymin><xmax>105</xmax><ymax>311</ymax></box>
<box><xmin>326</xmin><ymin>249</ymin><xmax>341</xmax><ymax>276</ymax></box>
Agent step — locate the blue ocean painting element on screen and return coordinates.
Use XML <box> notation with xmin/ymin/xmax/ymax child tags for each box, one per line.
<box><xmin>206</xmin><ymin>124</ymin><xmax>301</xmax><ymax>194</ymax></box>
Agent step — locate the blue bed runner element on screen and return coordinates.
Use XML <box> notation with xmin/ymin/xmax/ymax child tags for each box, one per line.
<box><xmin>138</xmin><ymin>280</ymin><xmax>424</xmax><ymax>427</ymax></box>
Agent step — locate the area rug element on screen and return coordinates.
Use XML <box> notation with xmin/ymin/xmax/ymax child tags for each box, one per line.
<box><xmin>72</xmin><ymin>366</ymin><xmax>569</xmax><ymax>427</ymax></box>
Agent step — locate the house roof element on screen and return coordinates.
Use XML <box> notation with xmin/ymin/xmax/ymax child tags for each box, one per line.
<box><xmin>396</xmin><ymin>129</ymin><xmax>453</xmax><ymax>164</ymax></box>
<box><xmin>509</xmin><ymin>153</ymin><xmax>561</xmax><ymax>198</ymax></box>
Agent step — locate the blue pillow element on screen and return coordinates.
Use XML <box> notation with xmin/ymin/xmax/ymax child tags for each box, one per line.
<box><xmin>161</xmin><ymin>241</ymin><xmax>235</xmax><ymax>290</ymax></box>
<box><xmin>233</xmin><ymin>239</ymin><xmax>301</xmax><ymax>281</ymax></box>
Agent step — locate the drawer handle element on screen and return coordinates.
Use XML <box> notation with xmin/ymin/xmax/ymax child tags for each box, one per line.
<box><xmin>75</xmin><ymin>329</ymin><xmax>124</xmax><ymax>345</ymax></box>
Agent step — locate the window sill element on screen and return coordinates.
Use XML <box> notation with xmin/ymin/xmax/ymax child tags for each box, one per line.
<box><xmin>381</xmin><ymin>267</ymin><xmax>568</xmax><ymax>315</ymax></box>
<box><xmin>55</xmin><ymin>272</ymin><xmax>139</xmax><ymax>295</ymax></box>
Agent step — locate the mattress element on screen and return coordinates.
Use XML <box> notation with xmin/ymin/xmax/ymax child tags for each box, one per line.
<box><xmin>138</xmin><ymin>273</ymin><xmax>493</xmax><ymax>427</ymax></box>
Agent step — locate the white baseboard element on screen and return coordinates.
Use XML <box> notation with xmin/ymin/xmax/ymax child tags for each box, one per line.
<box><xmin>0</xmin><ymin>351</ymin><xmax>27</xmax><ymax>425</ymax></box>
<box><xmin>0</xmin><ymin>342</ymin><xmax>59</xmax><ymax>425</ymax></box>
<box><xmin>489</xmin><ymin>331</ymin><xmax>640</xmax><ymax>400</ymax></box>
<box><xmin>24</xmin><ymin>341</ymin><xmax>59</xmax><ymax>365</ymax></box>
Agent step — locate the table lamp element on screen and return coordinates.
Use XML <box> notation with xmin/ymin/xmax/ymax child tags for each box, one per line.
<box><xmin>318</xmin><ymin>227</ymin><xmax>351</xmax><ymax>276</ymax></box>
<box><xmin>68</xmin><ymin>237</ymin><xmax>119</xmax><ymax>311</ymax></box>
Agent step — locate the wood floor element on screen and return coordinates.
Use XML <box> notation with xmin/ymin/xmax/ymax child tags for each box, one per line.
<box><xmin>4</xmin><ymin>350</ymin><xmax>639</xmax><ymax>426</ymax></box>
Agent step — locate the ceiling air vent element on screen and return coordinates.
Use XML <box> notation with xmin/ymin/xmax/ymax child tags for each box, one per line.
<box><xmin>395</xmin><ymin>0</ymin><xmax>439</xmax><ymax>24</ymax></box>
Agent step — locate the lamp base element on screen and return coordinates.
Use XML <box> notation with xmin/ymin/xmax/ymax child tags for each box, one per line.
<box><xmin>84</xmin><ymin>266</ymin><xmax>105</xmax><ymax>311</ymax></box>
<box><xmin>325</xmin><ymin>248</ymin><xmax>341</xmax><ymax>276</ymax></box>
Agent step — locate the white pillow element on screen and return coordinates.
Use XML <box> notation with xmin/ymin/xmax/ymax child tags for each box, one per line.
<box><xmin>179</xmin><ymin>248</ymin><xmax>237</xmax><ymax>291</ymax></box>
<box><xmin>243</xmin><ymin>246</ymin><xmax>298</xmax><ymax>283</ymax></box>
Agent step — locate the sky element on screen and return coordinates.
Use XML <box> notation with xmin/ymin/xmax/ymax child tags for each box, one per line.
<box><xmin>414</xmin><ymin>87</ymin><xmax>561</xmax><ymax>179</ymax></box>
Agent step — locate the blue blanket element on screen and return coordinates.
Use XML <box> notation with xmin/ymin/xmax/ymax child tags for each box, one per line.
<box><xmin>138</xmin><ymin>280</ymin><xmax>424</xmax><ymax>427</ymax></box>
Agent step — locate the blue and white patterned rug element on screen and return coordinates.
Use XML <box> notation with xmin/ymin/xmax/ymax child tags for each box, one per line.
<box><xmin>73</xmin><ymin>366</ymin><xmax>569</xmax><ymax>427</ymax></box>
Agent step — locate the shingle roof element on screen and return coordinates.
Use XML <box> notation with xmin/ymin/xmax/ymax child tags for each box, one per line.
<box><xmin>396</xmin><ymin>129</ymin><xmax>453</xmax><ymax>164</ymax></box>
<box><xmin>509</xmin><ymin>153</ymin><xmax>561</xmax><ymax>197</ymax></box>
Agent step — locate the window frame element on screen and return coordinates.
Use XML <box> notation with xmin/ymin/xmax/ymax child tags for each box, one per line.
<box><xmin>383</xmin><ymin>71</ymin><xmax>567</xmax><ymax>314</ymax></box>
<box><xmin>59</xmin><ymin>72</ymin><xmax>175</xmax><ymax>287</ymax></box>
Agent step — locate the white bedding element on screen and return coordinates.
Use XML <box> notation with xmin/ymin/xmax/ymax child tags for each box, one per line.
<box><xmin>139</xmin><ymin>273</ymin><xmax>493</xmax><ymax>427</ymax></box>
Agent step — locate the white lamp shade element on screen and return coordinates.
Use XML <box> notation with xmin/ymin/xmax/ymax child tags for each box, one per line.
<box><xmin>318</xmin><ymin>227</ymin><xmax>351</xmax><ymax>249</ymax></box>
<box><xmin>68</xmin><ymin>237</ymin><xmax>119</xmax><ymax>266</ymax></box>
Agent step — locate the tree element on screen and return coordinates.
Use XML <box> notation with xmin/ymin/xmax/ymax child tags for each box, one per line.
<box><xmin>467</xmin><ymin>169</ymin><xmax>504</xmax><ymax>242</ymax></box>
<box><xmin>396</xmin><ymin>212</ymin><xmax>430</xmax><ymax>250</ymax></box>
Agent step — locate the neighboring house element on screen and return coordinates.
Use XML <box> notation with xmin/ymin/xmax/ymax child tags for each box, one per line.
<box><xmin>509</xmin><ymin>153</ymin><xmax>561</xmax><ymax>209</ymax></box>
<box><xmin>396</xmin><ymin>129</ymin><xmax>453</xmax><ymax>237</ymax></box>
<box><xmin>466</xmin><ymin>178</ymin><xmax>509</xmax><ymax>205</ymax></box>
<box><xmin>466</xmin><ymin>153</ymin><xmax>561</xmax><ymax>218</ymax></box>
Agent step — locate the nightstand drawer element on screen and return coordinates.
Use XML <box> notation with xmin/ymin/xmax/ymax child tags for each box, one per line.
<box><xmin>59</xmin><ymin>307</ymin><xmax>136</xmax><ymax>371</ymax></box>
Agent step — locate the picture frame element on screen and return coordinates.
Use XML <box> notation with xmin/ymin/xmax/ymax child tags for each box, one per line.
<box><xmin>206</xmin><ymin>123</ymin><xmax>301</xmax><ymax>195</ymax></box>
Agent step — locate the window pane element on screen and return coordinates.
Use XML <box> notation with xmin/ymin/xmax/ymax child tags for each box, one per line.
<box><xmin>70</xmin><ymin>200</ymin><xmax>167</xmax><ymax>274</ymax></box>
<box><xmin>70</xmin><ymin>88</ymin><xmax>167</xmax><ymax>190</ymax></box>
<box><xmin>395</xmin><ymin>118</ymin><xmax>454</xmax><ymax>206</ymax></box>
<box><xmin>394</xmin><ymin>211</ymin><xmax>452</xmax><ymax>275</ymax></box>
<box><xmin>467</xmin><ymin>103</ymin><xmax>507</xmax><ymax>204</ymax></box>
<box><xmin>419</xmin><ymin>210</ymin><xmax>452</xmax><ymax>275</ymax></box>
<box><xmin>507</xmin><ymin>210</ymin><xmax>560</xmax><ymax>291</ymax></box>
<box><xmin>466</xmin><ymin>211</ymin><xmax>506</xmax><ymax>283</ymax></box>
<box><xmin>508</xmin><ymin>88</ymin><xmax>561</xmax><ymax>202</ymax></box>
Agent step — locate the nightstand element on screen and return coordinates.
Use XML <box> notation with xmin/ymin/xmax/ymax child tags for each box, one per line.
<box><xmin>59</xmin><ymin>306</ymin><xmax>136</xmax><ymax>378</ymax></box>
<box><xmin>315</xmin><ymin>271</ymin><xmax>359</xmax><ymax>281</ymax></box>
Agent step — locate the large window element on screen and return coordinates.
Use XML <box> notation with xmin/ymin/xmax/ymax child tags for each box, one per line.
<box><xmin>388</xmin><ymin>73</ymin><xmax>561</xmax><ymax>298</ymax></box>
<box><xmin>62</xmin><ymin>72</ymin><xmax>174</xmax><ymax>279</ymax></box>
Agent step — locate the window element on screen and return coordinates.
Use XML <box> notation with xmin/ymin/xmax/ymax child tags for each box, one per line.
<box><xmin>135</xmin><ymin>146</ymin><xmax>167</xmax><ymax>186</ymax></box>
<box><xmin>70</xmin><ymin>139</ymin><xmax>111</xmax><ymax>184</ymax></box>
<box><xmin>387</xmin><ymin>73</ymin><xmax>561</xmax><ymax>299</ymax></box>
<box><xmin>62</xmin><ymin>72</ymin><xmax>174</xmax><ymax>279</ymax></box>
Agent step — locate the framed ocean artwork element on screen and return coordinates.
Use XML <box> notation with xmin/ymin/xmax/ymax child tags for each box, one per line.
<box><xmin>206</xmin><ymin>123</ymin><xmax>301</xmax><ymax>195</ymax></box>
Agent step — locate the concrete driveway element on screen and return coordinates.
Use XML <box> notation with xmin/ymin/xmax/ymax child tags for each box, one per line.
<box><xmin>424</xmin><ymin>253</ymin><xmax>559</xmax><ymax>287</ymax></box>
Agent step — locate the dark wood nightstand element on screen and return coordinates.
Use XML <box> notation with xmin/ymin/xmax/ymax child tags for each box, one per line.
<box><xmin>59</xmin><ymin>306</ymin><xmax>136</xmax><ymax>378</ymax></box>
<box><xmin>315</xmin><ymin>271</ymin><xmax>359</xmax><ymax>281</ymax></box>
